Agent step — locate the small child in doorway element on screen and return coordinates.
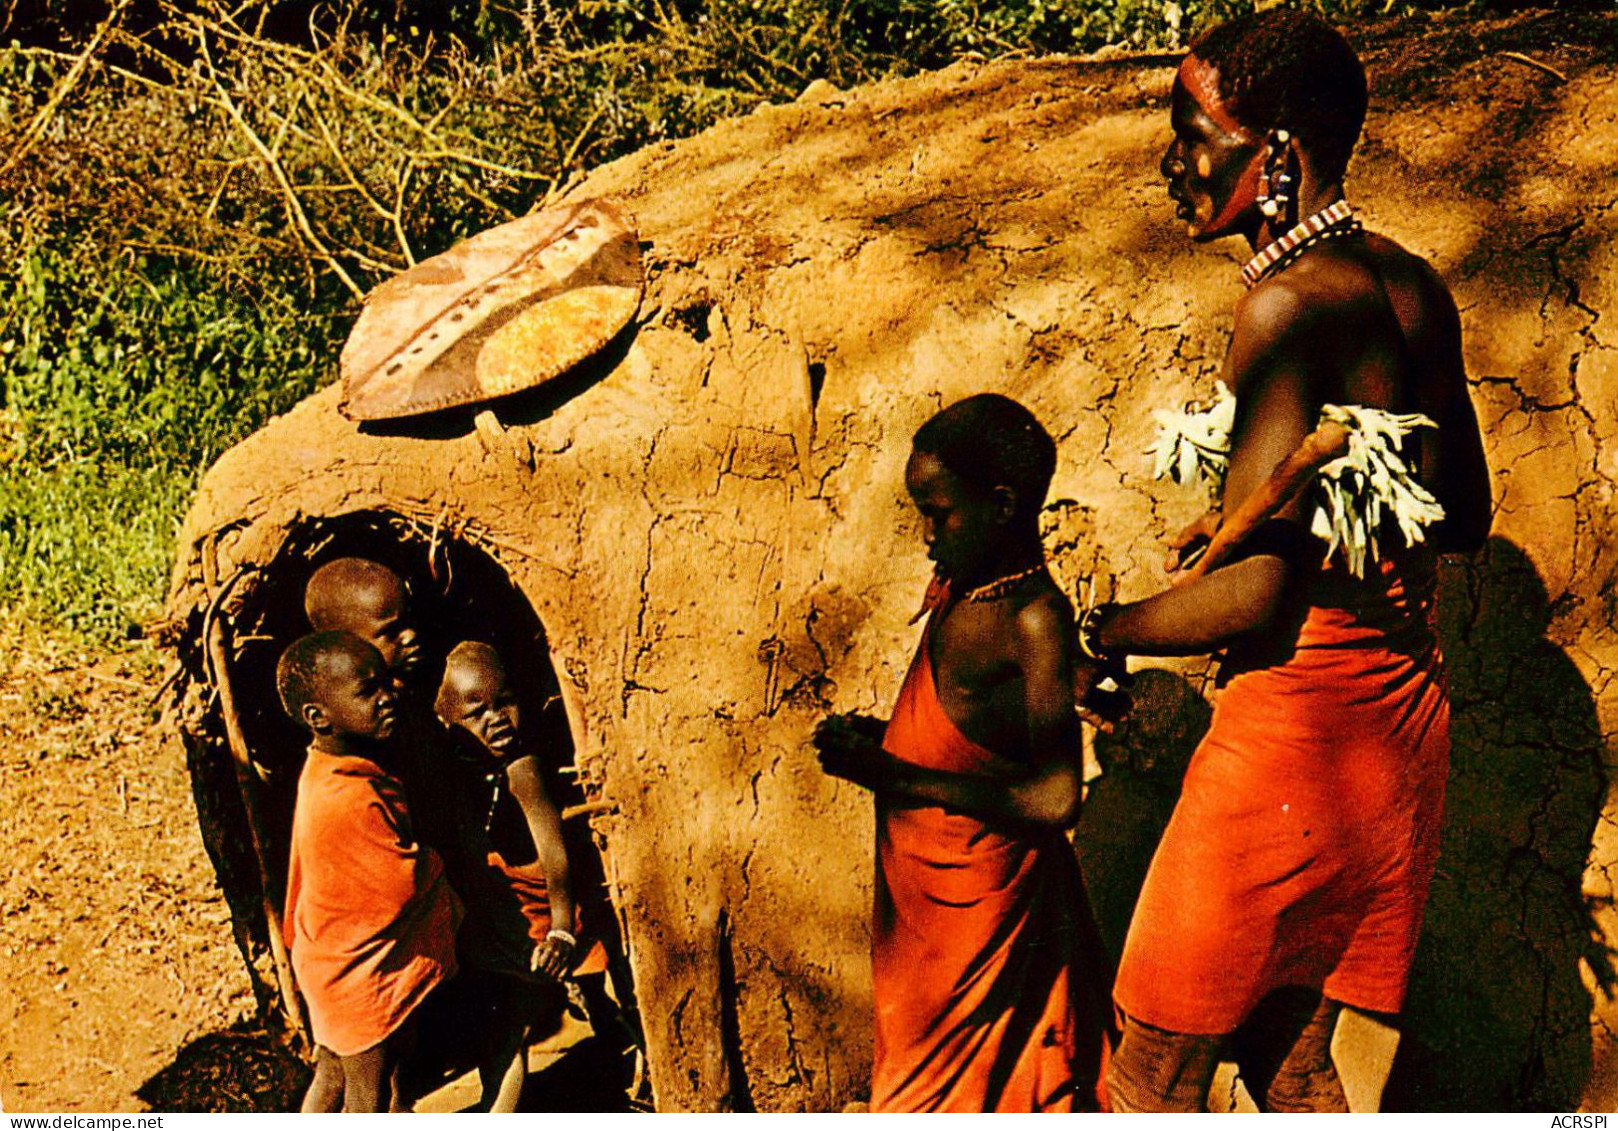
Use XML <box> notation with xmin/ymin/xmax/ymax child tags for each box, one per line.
<box><xmin>277</xmin><ymin>630</ymin><xmax>462</xmax><ymax>1112</ymax></box>
<box><xmin>435</xmin><ymin>640</ymin><xmax>638</xmax><ymax>1112</ymax></box>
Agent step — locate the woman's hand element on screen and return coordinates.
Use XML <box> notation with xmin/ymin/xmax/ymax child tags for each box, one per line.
<box><xmin>1164</xmin><ymin>510</ymin><xmax>1222</xmax><ymax>583</ymax></box>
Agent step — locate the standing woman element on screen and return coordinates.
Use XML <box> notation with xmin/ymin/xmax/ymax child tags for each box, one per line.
<box><xmin>1080</xmin><ymin>9</ymin><xmax>1491</xmax><ymax>1112</ymax></box>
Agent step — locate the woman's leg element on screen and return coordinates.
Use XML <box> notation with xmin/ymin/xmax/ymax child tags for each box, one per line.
<box><xmin>339</xmin><ymin>1045</ymin><xmax>389</xmax><ymax>1112</ymax></box>
<box><xmin>1105</xmin><ymin>1014</ymin><xmax>1225</xmax><ymax>1112</ymax></box>
<box><xmin>299</xmin><ymin>1045</ymin><xmax>344</xmax><ymax>1113</ymax></box>
<box><xmin>1231</xmin><ymin>988</ymin><xmax>1348</xmax><ymax>1112</ymax></box>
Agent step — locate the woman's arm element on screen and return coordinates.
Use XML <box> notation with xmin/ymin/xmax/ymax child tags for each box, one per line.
<box><xmin>1098</xmin><ymin>289</ymin><xmax>1319</xmax><ymax>656</ymax></box>
<box><xmin>1409</xmin><ymin>270</ymin><xmax>1491</xmax><ymax>554</ymax></box>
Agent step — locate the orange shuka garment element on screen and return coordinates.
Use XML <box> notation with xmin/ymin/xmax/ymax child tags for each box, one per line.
<box><xmin>284</xmin><ymin>747</ymin><xmax>462</xmax><ymax>1056</ymax></box>
<box><xmin>469</xmin><ymin>850</ymin><xmax>608</xmax><ymax>978</ymax></box>
<box><xmin>1114</xmin><ymin>552</ymin><xmax>1450</xmax><ymax>1034</ymax></box>
<box><xmin>871</xmin><ymin>617</ymin><xmax>1113</xmax><ymax>1113</ymax></box>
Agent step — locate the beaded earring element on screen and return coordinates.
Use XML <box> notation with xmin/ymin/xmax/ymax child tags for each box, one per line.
<box><xmin>1257</xmin><ymin>129</ymin><xmax>1293</xmax><ymax>221</ymax></box>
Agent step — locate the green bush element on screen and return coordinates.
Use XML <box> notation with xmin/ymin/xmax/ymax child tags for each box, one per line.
<box><xmin>0</xmin><ymin>247</ymin><xmax>340</xmax><ymax>638</ymax></box>
<box><xmin>0</xmin><ymin>460</ymin><xmax>188</xmax><ymax>638</ymax></box>
<box><xmin>0</xmin><ymin>250</ymin><xmax>338</xmax><ymax>472</ymax></box>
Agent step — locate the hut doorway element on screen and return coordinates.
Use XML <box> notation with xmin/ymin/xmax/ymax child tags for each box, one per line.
<box><xmin>178</xmin><ymin>510</ymin><xmax>642</xmax><ymax>1110</ymax></box>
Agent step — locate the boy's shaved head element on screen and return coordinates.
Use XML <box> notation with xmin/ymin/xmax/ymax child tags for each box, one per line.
<box><xmin>277</xmin><ymin>630</ymin><xmax>380</xmax><ymax>720</ymax></box>
<box><xmin>436</xmin><ymin>640</ymin><xmax>521</xmax><ymax>755</ymax></box>
<box><xmin>305</xmin><ymin>558</ymin><xmax>405</xmax><ymax>627</ymax></box>
<box><xmin>303</xmin><ymin>557</ymin><xmax>422</xmax><ymax>676</ymax></box>
<box><xmin>435</xmin><ymin>640</ymin><xmax>505</xmax><ymax>718</ymax></box>
<box><xmin>913</xmin><ymin>394</ymin><xmax>1057</xmax><ymax>523</ymax></box>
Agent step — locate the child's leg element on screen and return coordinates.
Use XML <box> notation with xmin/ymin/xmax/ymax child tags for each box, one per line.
<box><xmin>299</xmin><ymin>1045</ymin><xmax>344</xmax><ymax>1113</ymax></box>
<box><xmin>338</xmin><ymin>1045</ymin><xmax>391</xmax><ymax>1113</ymax></box>
<box><xmin>482</xmin><ymin>1023</ymin><xmax>530</xmax><ymax>1114</ymax></box>
<box><xmin>577</xmin><ymin>973</ymin><xmax>638</xmax><ymax>1053</ymax></box>
<box><xmin>475</xmin><ymin>976</ymin><xmax>544</xmax><ymax>1112</ymax></box>
<box><xmin>576</xmin><ymin>972</ymin><xmax>646</xmax><ymax>1095</ymax></box>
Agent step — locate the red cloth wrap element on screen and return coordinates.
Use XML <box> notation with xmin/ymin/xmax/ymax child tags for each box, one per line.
<box><xmin>284</xmin><ymin>748</ymin><xmax>462</xmax><ymax>1056</ymax></box>
<box><xmin>1114</xmin><ymin>552</ymin><xmax>1449</xmax><ymax>1034</ymax></box>
<box><xmin>471</xmin><ymin>850</ymin><xmax>609</xmax><ymax>979</ymax></box>
<box><xmin>870</xmin><ymin>623</ymin><xmax>1112</xmax><ymax>1112</ymax></box>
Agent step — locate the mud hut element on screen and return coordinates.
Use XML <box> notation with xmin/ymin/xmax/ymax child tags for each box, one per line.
<box><xmin>163</xmin><ymin>12</ymin><xmax>1618</xmax><ymax>1112</ymax></box>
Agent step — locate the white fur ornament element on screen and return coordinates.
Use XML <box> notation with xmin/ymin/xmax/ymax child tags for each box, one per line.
<box><xmin>1147</xmin><ymin>389</ymin><xmax>1446</xmax><ymax>577</ymax></box>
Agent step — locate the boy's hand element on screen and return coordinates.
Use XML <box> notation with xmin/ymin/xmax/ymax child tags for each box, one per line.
<box><xmin>838</xmin><ymin>712</ymin><xmax>887</xmax><ymax>744</ymax></box>
<box><xmin>531</xmin><ymin>934</ymin><xmax>575</xmax><ymax>982</ymax></box>
<box><xmin>814</xmin><ymin>714</ymin><xmax>888</xmax><ymax>790</ymax></box>
<box><xmin>1164</xmin><ymin>510</ymin><xmax>1221</xmax><ymax>583</ymax></box>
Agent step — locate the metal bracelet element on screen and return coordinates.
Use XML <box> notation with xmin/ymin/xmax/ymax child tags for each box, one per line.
<box><xmin>1078</xmin><ymin>602</ymin><xmax>1116</xmax><ymax>664</ymax></box>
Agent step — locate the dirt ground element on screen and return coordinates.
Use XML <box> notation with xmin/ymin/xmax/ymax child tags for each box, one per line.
<box><xmin>0</xmin><ymin>624</ymin><xmax>278</xmax><ymax>1112</ymax></box>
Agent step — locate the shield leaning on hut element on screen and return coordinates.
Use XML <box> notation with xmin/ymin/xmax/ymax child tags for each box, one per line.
<box><xmin>339</xmin><ymin>198</ymin><xmax>644</xmax><ymax>421</ymax></box>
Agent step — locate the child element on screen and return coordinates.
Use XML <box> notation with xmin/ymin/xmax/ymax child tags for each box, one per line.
<box><xmin>278</xmin><ymin>630</ymin><xmax>462</xmax><ymax>1112</ymax></box>
<box><xmin>434</xmin><ymin>640</ymin><xmax>637</xmax><ymax>1112</ymax></box>
<box><xmin>303</xmin><ymin>558</ymin><xmax>424</xmax><ymax>681</ymax></box>
<box><xmin>303</xmin><ymin>557</ymin><xmax>456</xmax><ymax>857</ymax></box>
<box><xmin>814</xmin><ymin>393</ymin><xmax>1114</xmax><ymax>1112</ymax></box>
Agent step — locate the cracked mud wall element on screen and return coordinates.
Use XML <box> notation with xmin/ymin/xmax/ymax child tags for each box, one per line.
<box><xmin>165</xmin><ymin>12</ymin><xmax>1617</xmax><ymax>1111</ymax></box>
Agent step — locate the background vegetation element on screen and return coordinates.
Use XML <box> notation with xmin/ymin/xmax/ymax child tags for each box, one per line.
<box><xmin>0</xmin><ymin>0</ymin><xmax>1542</xmax><ymax>642</ymax></box>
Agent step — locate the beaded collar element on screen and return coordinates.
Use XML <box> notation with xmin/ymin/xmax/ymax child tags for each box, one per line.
<box><xmin>908</xmin><ymin>563</ymin><xmax>1048</xmax><ymax>624</ymax></box>
<box><xmin>1240</xmin><ymin>200</ymin><xmax>1360</xmax><ymax>289</ymax></box>
<box><xmin>962</xmin><ymin>563</ymin><xmax>1047</xmax><ymax>602</ymax></box>
<box><xmin>452</xmin><ymin>742</ymin><xmax>528</xmax><ymax>833</ymax></box>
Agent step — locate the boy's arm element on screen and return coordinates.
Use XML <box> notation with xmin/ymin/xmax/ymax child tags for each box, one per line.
<box><xmin>505</xmin><ymin>755</ymin><xmax>578</xmax><ymax>980</ymax></box>
<box><xmin>817</xmin><ymin>600</ymin><xmax>1082</xmax><ymax>827</ymax></box>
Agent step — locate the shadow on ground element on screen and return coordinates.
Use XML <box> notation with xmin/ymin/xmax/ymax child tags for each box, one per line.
<box><xmin>136</xmin><ymin>1024</ymin><xmax>308</xmax><ymax>1113</ymax></box>
<box><xmin>138</xmin><ymin>1019</ymin><xmax>642</xmax><ymax>1113</ymax></box>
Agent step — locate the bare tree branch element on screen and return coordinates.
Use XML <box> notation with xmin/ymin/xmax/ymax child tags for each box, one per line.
<box><xmin>0</xmin><ymin>0</ymin><xmax>130</xmax><ymax>181</ymax></box>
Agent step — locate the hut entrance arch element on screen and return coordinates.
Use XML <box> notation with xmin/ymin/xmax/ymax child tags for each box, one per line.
<box><xmin>176</xmin><ymin>510</ymin><xmax>638</xmax><ymax>1102</ymax></box>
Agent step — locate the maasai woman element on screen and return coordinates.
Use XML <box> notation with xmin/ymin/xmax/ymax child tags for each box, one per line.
<box><xmin>1076</xmin><ymin>8</ymin><xmax>1491</xmax><ymax>1112</ymax></box>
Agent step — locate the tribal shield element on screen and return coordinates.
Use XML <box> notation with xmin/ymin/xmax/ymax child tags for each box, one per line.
<box><xmin>339</xmin><ymin>199</ymin><xmax>643</xmax><ymax>421</ymax></box>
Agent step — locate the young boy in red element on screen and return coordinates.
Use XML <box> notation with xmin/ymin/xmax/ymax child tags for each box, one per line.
<box><xmin>278</xmin><ymin>630</ymin><xmax>462</xmax><ymax>1112</ymax></box>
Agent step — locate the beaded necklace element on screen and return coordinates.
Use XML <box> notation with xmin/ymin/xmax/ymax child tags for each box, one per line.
<box><xmin>454</xmin><ymin>746</ymin><xmax>527</xmax><ymax>833</ymax></box>
<box><xmin>962</xmin><ymin>563</ymin><xmax>1047</xmax><ymax>602</ymax></box>
<box><xmin>909</xmin><ymin>563</ymin><xmax>1048</xmax><ymax>624</ymax></box>
<box><xmin>1240</xmin><ymin>200</ymin><xmax>1361</xmax><ymax>289</ymax></box>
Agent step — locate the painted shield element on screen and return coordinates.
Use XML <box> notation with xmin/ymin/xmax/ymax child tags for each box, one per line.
<box><xmin>338</xmin><ymin>199</ymin><xmax>643</xmax><ymax>421</ymax></box>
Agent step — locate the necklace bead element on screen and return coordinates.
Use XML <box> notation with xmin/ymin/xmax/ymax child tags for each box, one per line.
<box><xmin>1241</xmin><ymin>200</ymin><xmax>1360</xmax><ymax>289</ymax></box>
<box><xmin>962</xmin><ymin>563</ymin><xmax>1047</xmax><ymax>602</ymax></box>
